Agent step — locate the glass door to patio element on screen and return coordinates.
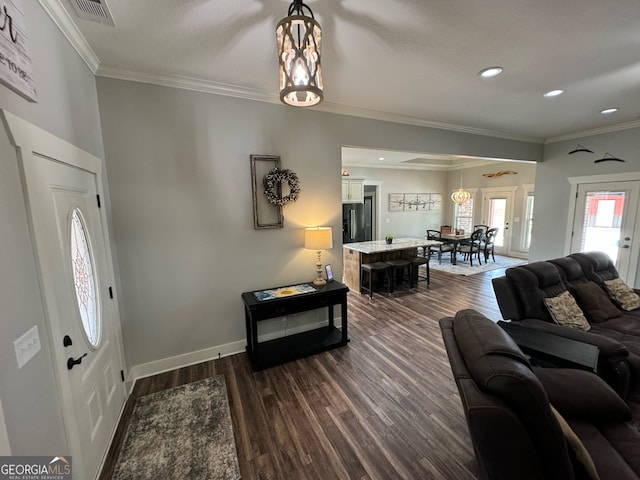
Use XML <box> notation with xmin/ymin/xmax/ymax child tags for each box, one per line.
<box><xmin>571</xmin><ymin>181</ymin><xmax>639</xmax><ymax>284</ymax></box>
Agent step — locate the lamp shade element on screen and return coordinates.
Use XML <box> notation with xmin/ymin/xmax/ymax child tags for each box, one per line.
<box><xmin>305</xmin><ymin>227</ymin><xmax>333</xmax><ymax>250</ymax></box>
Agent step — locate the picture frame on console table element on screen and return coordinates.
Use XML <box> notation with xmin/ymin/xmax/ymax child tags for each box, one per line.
<box><xmin>250</xmin><ymin>155</ymin><xmax>283</xmax><ymax>229</ymax></box>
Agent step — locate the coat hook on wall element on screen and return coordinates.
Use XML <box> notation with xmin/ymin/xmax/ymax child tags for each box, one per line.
<box><xmin>568</xmin><ymin>144</ymin><xmax>594</xmax><ymax>154</ymax></box>
<box><xmin>594</xmin><ymin>152</ymin><xmax>625</xmax><ymax>164</ymax></box>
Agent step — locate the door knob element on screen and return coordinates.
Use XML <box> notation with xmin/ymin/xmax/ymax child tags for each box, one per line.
<box><xmin>67</xmin><ymin>353</ymin><xmax>87</xmax><ymax>370</ymax></box>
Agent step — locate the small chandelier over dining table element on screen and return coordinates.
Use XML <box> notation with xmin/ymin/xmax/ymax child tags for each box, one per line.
<box><xmin>451</xmin><ymin>168</ymin><xmax>471</xmax><ymax>205</ymax></box>
<box><xmin>276</xmin><ymin>0</ymin><xmax>323</xmax><ymax>107</ymax></box>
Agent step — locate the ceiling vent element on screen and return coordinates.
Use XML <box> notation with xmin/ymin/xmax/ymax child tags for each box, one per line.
<box><xmin>70</xmin><ymin>0</ymin><xmax>115</xmax><ymax>26</ymax></box>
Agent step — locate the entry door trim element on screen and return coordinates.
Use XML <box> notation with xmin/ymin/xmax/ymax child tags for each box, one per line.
<box><xmin>2</xmin><ymin>109</ymin><xmax>127</xmax><ymax>477</ymax></box>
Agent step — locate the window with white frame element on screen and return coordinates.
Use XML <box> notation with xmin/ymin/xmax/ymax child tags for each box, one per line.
<box><xmin>522</xmin><ymin>190</ymin><xmax>534</xmax><ymax>250</ymax></box>
<box><xmin>455</xmin><ymin>196</ymin><xmax>474</xmax><ymax>233</ymax></box>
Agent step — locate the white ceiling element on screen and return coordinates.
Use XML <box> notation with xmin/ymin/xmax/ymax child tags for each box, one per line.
<box><xmin>49</xmin><ymin>0</ymin><xmax>640</xmax><ymax>143</ymax></box>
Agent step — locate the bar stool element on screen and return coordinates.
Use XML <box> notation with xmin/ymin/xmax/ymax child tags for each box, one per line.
<box><xmin>360</xmin><ymin>262</ymin><xmax>391</xmax><ymax>299</ymax></box>
<box><xmin>410</xmin><ymin>256</ymin><xmax>430</xmax><ymax>286</ymax></box>
<box><xmin>385</xmin><ymin>259</ymin><xmax>413</xmax><ymax>292</ymax></box>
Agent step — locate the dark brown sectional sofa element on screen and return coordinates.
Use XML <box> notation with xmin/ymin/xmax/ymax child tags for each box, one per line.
<box><xmin>440</xmin><ymin>309</ymin><xmax>640</xmax><ymax>480</ymax></box>
<box><xmin>492</xmin><ymin>251</ymin><xmax>640</xmax><ymax>401</ymax></box>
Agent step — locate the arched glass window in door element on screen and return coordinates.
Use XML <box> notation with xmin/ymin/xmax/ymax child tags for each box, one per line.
<box><xmin>70</xmin><ymin>208</ymin><xmax>100</xmax><ymax>347</ymax></box>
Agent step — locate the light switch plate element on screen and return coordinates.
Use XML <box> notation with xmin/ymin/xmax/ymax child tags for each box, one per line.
<box><xmin>14</xmin><ymin>325</ymin><xmax>41</xmax><ymax>369</ymax></box>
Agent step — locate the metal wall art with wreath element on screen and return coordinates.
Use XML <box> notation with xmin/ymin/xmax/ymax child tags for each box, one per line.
<box><xmin>250</xmin><ymin>155</ymin><xmax>302</xmax><ymax>229</ymax></box>
<box><xmin>263</xmin><ymin>168</ymin><xmax>301</xmax><ymax>206</ymax></box>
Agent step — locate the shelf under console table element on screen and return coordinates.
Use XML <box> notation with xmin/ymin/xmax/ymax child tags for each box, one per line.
<box><xmin>241</xmin><ymin>281</ymin><xmax>349</xmax><ymax>370</ymax></box>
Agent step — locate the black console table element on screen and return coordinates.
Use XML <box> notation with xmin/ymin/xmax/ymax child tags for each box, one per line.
<box><xmin>241</xmin><ymin>282</ymin><xmax>349</xmax><ymax>370</ymax></box>
<box><xmin>499</xmin><ymin>321</ymin><xmax>599</xmax><ymax>373</ymax></box>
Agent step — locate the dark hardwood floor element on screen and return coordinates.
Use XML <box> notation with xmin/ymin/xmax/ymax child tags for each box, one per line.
<box><xmin>100</xmin><ymin>267</ymin><xmax>508</xmax><ymax>480</ymax></box>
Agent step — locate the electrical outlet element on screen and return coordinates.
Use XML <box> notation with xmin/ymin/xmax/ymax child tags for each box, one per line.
<box><xmin>14</xmin><ymin>325</ymin><xmax>41</xmax><ymax>369</ymax></box>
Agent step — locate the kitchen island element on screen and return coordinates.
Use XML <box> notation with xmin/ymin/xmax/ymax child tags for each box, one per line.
<box><xmin>342</xmin><ymin>238</ymin><xmax>441</xmax><ymax>292</ymax></box>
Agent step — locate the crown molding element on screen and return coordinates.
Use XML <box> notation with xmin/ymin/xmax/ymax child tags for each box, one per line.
<box><xmin>37</xmin><ymin>1</ymin><xmax>546</xmax><ymax>145</ymax></box>
<box><xmin>50</xmin><ymin>0</ymin><xmax>634</xmax><ymax>146</ymax></box>
<box><xmin>312</xmin><ymin>102</ymin><xmax>543</xmax><ymax>144</ymax></box>
<box><xmin>95</xmin><ymin>65</ymin><xmax>544</xmax><ymax>145</ymax></box>
<box><xmin>38</xmin><ymin>0</ymin><xmax>99</xmax><ymax>73</ymax></box>
<box><xmin>96</xmin><ymin>65</ymin><xmax>280</xmax><ymax>104</ymax></box>
<box><xmin>546</xmin><ymin>118</ymin><xmax>640</xmax><ymax>144</ymax></box>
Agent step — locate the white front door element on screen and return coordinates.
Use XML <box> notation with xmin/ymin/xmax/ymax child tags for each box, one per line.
<box><xmin>481</xmin><ymin>189</ymin><xmax>515</xmax><ymax>256</ymax></box>
<box><xmin>571</xmin><ymin>181</ymin><xmax>640</xmax><ymax>284</ymax></box>
<box><xmin>5</xmin><ymin>112</ymin><xmax>126</xmax><ymax>479</ymax></box>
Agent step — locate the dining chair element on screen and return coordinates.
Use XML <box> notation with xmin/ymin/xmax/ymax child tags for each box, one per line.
<box><xmin>481</xmin><ymin>227</ymin><xmax>499</xmax><ymax>262</ymax></box>
<box><xmin>457</xmin><ymin>229</ymin><xmax>484</xmax><ymax>266</ymax></box>
<box><xmin>426</xmin><ymin>229</ymin><xmax>455</xmax><ymax>264</ymax></box>
<box><xmin>473</xmin><ymin>224</ymin><xmax>489</xmax><ymax>236</ymax></box>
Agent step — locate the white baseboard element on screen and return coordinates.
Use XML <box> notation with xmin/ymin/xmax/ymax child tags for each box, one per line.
<box><xmin>127</xmin><ymin>339</ymin><xmax>246</xmax><ymax>384</ymax></box>
<box><xmin>127</xmin><ymin>317</ymin><xmax>342</xmax><ymax>385</ymax></box>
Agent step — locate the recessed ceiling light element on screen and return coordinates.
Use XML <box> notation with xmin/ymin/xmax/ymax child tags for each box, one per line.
<box><xmin>600</xmin><ymin>107</ymin><xmax>619</xmax><ymax>115</ymax></box>
<box><xmin>478</xmin><ymin>67</ymin><xmax>503</xmax><ymax>78</ymax></box>
<box><xmin>378</xmin><ymin>157</ymin><xmax>385</xmax><ymax>161</ymax></box>
<box><xmin>543</xmin><ymin>89</ymin><xmax>565</xmax><ymax>98</ymax></box>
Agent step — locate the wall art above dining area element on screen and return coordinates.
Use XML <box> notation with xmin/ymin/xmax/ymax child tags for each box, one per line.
<box><xmin>388</xmin><ymin>193</ymin><xmax>442</xmax><ymax>212</ymax></box>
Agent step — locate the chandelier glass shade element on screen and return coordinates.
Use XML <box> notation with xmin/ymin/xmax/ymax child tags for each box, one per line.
<box><xmin>451</xmin><ymin>188</ymin><xmax>472</xmax><ymax>205</ymax></box>
<box><xmin>451</xmin><ymin>168</ymin><xmax>471</xmax><ymax>204</ymax></box>
<box><xmin>276</xmin><ymin>0</ymin><xmax>323</xmax><ymax>107</ymax></box>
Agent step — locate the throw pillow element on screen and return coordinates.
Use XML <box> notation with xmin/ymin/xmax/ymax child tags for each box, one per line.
<box><xmin>572</xmin><ymin>281</ymin><xmax>621</xmax><ymax>323</ymax></box>
<box><xmin>543</xmin><ymin>291</ymin><xmax>591</xmax><ymax>331</ymax></box>
<box><xmin>604</xmin><ymin>278</ymin><xmax>640</xmax><ymax>311</ymax></box>
<box><xmin>549</xmin><ymin>405</ymin><xmax>600</xmax><ymax>480</ymax></box>
<box><xmin>534</xmin><ymin>368</ymin><xmax>631</xmax><ymax>422</ymax></box>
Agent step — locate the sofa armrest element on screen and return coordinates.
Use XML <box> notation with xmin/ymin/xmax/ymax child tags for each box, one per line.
<box><xmin>492</xmin><ymin>276</ymin><xmax>522</xmax><ymax>320</ymax></box>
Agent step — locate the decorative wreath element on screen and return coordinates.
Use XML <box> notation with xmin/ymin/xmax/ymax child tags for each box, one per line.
<box><xmin>263</xmin><ymin>168</ymin><xmax>301</xmax><ymax>206</ymax></box>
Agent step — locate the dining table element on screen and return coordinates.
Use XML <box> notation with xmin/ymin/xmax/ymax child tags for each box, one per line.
<box><xmin>342</xmin><ymin>237</ymin><xmax>441</xmax><ymax>292</ymax></box>
<box><xmin>440</xmin><ymin>233</ymin><xmax>471</xmax><ymax>265</ymax></box>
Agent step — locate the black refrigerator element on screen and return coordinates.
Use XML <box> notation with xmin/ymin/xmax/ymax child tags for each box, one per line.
<box><xmin>342</xmin><ymin>196</ymin><xmax>373</xmax><ymax>243</ymax></box>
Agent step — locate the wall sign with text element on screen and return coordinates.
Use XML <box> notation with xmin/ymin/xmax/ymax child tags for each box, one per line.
<box><xmin>0</xmin><ymin>0</ymin><xmax>36</xmax><ymax>102</ymax></box>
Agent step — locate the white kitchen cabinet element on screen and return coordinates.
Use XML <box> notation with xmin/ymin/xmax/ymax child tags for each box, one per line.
<box><xmin>341</xmin><ymin>178</ymin><xmax>364</xmax><ymax>203</ymax></box>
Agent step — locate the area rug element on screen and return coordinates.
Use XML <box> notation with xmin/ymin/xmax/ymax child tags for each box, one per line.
<box><xmin>428</xmin><ymin>254</ymin><xmax>526</xmax><ymax>276</ymax></box>
<box><xmin>112</xmin><ymin>376</ymin><xmax>240</xmax><ymax>480</ymax></box>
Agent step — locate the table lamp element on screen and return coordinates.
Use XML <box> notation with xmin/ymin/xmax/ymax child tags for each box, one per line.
<box><xmin>304</xmin><ymin>227</ymin><xmax>333</xmax><ymax>285</ymax></box>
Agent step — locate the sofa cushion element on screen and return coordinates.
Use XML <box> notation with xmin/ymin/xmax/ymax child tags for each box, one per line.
<box><xmin>549</xmin><ymin>405</ymin><xmax>600</xmax><ymax>480</ymax></box>
<box><xmin>544</xmin><ymin>291</ymin><xmax>591</xmax><ymax>331</ymax></box>
<box><xmin>534</xmin><ymin>368</ymin><xmax>631</xmax><ymax>422</ymax></box>
<box><xmin>604</xmin><ymin>278</ymin><xmax>640</xmax><ymax>311</ymax></box>
<box><xmin>573</xmin><ymin>281</ymin><xmax>622</xmax><ymax>323</ymax></box>
<box><xmin>506</xmin><ymin>262</ymin><xmax>567</xmax><ymax>323</ymax></box>
<box><xmin>571</xmin><ymin>251</ymin><xmax>620</xmax><ymax>286</ymax></box>
<box><xmin>571</xmin><ymin>421</ymin><xmax>640</xmax><ymax>479</ymax></box>
<box><xmin>550</xmin><ymin>256</ymin><xmax>590</xmax><ymax>287</ymax></box>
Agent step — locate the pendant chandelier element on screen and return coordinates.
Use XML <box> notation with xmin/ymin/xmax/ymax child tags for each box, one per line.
<box><xmin>276</xmin><ymin>0</ymin><xmax>323</xmax><ymax>107</ymax></box>
<box><xmin>451</xmin><ymin>168</ymin><xmax>471</xmax><ymax>205</ymax></box>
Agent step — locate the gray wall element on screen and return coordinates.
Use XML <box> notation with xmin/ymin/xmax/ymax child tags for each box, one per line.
<box><xmin>443</xmin><ymin>162</ymin><xmax>537</xmax><ymax>256</ymax></box>
<box><xmin>344</xmin><ymin>162</ymin><xmax>537</xmax><ymax>253</ymax></box>
<box><xmin>341</xmin><ymin>167</ymin><xmax>448</xmax><ymax>239</ymax></box>
<box><xmin>0</xmin><ymin>2</ymin><xmax>106</xmax><ymax>455</ymax></box>
<box><xmin>532</xmin><ymin>128</ymin><xmax>640</xmax><ymax>286</ymax></box>
<box><xmin>96</xmin><ymin>77</ymin><xmax>543</xmax><ymax>369</ymax></box>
